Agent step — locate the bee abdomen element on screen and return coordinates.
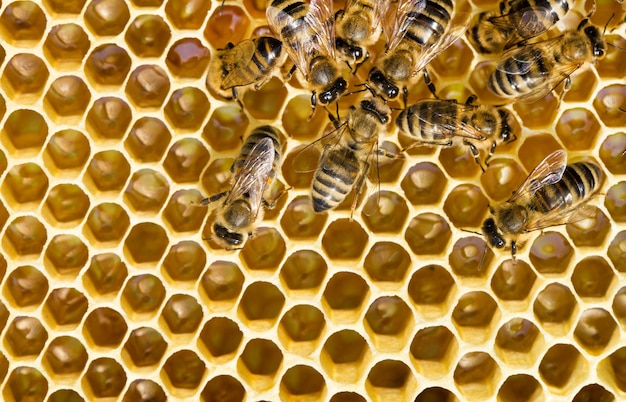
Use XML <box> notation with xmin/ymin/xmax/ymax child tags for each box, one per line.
<box><xmin>232</xmin><ymin>125</ymin><xmax>282</xmax><ymax>177</ymax></box>
<box><xmin>488</xmin><ymin>47</ymin><xmax>550</xmax><ymax>98</ymax></box>
<box><xmin>533</xmin><ymin>162</ymin><xmax>602</xmax><ymax>213</ymax></box>
<box><xmin>311</xmin><ymin>148</ymin><xmax>360</xmax><ymax>212</ymax></box>
<box><xmin>404</xmin><ymin>0</ymin><xmax>454</xmax><ymax>46</ymax></box>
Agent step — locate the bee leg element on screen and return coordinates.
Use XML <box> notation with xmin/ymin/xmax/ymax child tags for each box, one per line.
<box><xmin>285</xmin><ymin>64</ymin><xmax>297</xmax><ymax>80</ymax></box>
<box><xmin>308</xmin><ymin>92</ymin><xmax>317</xmax><ymax>121</ymax></box>
<box><xmin>464</xmin><ymin>140</ymin><xmax>485</xmax><ymax>172</ymax></box>
<box><xmin>262</xmin><ymin>186</ymin><xmax>292</xmax><ymax>210</ymax></box>
<box><xmin>465</xmin><ymin>94</ymin><xmax>478</xmax><ymax>106</ymax></box>
<box><xmin>402</xmin><ymin>87</ymin><xmax>409</xmax><ymax>109</ymax></box>
<box><xmin>232</xmin><ymin>88</ymin><xmax>244</xmax><ymax>111</ymax></box>
<box><xmin>423</xmin><ymin>69</ymin><xmax>440</xmax><ymax>99</ymax></box>
<box><xmin>498</xmin><ymin>1</ymin><xmax>506</xmax><ymax>15</ymax></box>
<box><xmin>556</xmin><ymin>76</ymin><xmax>572</xmax><ymax>108</ymax></box>
<box><xmin>350</xmin><ymin>163</ymin><xmax>370</xmax><ymax>220</ymax></box>
<box><xmin>483</xmin><ymin>141</ymin><xmax>498</xmax><ymax>169</ymax></box>
<box><xmin>511</xmin><ymin>240</ymin><xmax>517</xmax><ymax>262</ymax></box>
<box><xmin>352</xmin><ymin>53</ymin><xmax>369</xmax><ymax>75</ymax></box>
<box><xmin>201</xmin><ymin>191</ymin><xmax>230</xmax><ymax>205</ymax></box>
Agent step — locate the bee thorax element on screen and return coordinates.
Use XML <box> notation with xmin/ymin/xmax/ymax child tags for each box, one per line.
<box><xmin>498</xmin><ymin>204</ymin><xmax>528</xmax><ymax>235</ymax></box>
<box><xmin>224</xmin><ymin>201</ymin><xmax>252</xmax><ymax>228</ymax></box>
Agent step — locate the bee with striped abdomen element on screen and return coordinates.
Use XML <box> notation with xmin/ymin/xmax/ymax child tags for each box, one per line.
<box><xmin>335</xmin><ymin>0</ymin><xmax>385</xmax><ymax>70</ymax></box>
<box><xmin>467</xmin><ymin>0</ymin><xmax>573</xmax><ymax>54</ymax></box>
<box><xmin>266</xmin><ymin>0</ymin><xmax>348</xmax><ymax>114</ymax></box>
<box><xmin>206</xmin><ymin>36</ymin><xmax>287</xmax><ymax>105</ymax></box>
<box><xmin>203</xmin><ymin>126</ymin><xmax>285</xmax><ymax>250</ymax></box>
<box><xmin>482</xmin><ymin>149</ymin><xmax>603</xmax><ymax>258</ymax></box>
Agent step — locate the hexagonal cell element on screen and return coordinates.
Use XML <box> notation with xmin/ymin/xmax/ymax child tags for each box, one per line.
<box><xmin>43</xmin><ymin>184</ymin><xmax>90</xmax><ymax>226</ymax></box>
<box><xmin>597</xmin><ymin>31</ymin><xmax>626</xmax><ymax>77</ymax></box>
<box><xmin>86</xmin><ymin>96</ymin><xmax>132</xmax><ymax>141</ymax></box>
<box><xmin>609</xmin><ymin>231</ymin><xmax>626</xmax><ymax>272</ymax></box>
<box><xmin>321</xmin><ymin>329</ymin><xmax>370</xmax><ymax>383</ymax></box>
<box><xmin>84</xmin><ymin>358</ymin><xmax>126</xmax><ymax>398</ymax></box>
<box><xmin>451</xmin><ymin>291</ymin><xmax>498</xmax><ymax>340</ymax></box>
<box><xmin>529</xmin><ymin>231</ymin><xmax>574</xmax><ymax>274</ymax></box>
<box><xmin>573</xmin><ymin>308</ymin><xmax>617</xmax><ymax>354</ymax></box>
<box><xmin>1</xmin><ymin>162</ymin><xmax>49</xmax><ymax>207</ymax></box>
<box><xmin>4</xmin><ymin>316</ymin><xmax>48</xmax><ymax>357</ymax></box>
<box><xmin>43</xmin><ymin>0</ymin><xmax>87</xmax><ymax>14</ymax></box>
<box><xmin>83</xmin><ymin>202</ymin><xmax>131</xmax><ymax>244</ymax></box>
<box><xmin>563</xmin><ymin>69</ymin><xmax>597</xmax><ymax>103</ymax></box>
<box><xmin>407</xmin><ymin>264</ymin><xmax>455</xmax><ymax>315</ymax></box>
<box><xmin>164</xmin><ymin>87</ymin><xmax>210</xmax><ymax>131</ymax></box>
<box><xmin>43</xmin><ymin>288</ymin><xmax>88</xmax><ymax>327</ymax></box>
<box><xmin>0</xmin><ymin>1</ymin><xmax>47</xmax><ymax>45</ymax></box>
<box><xmin>44</xmin><ymin>234</ymin><xmax>88</xmax><ymax>278</ymax></box>
<box><xmin>84</xmin><ymin>44</ymin><xmax>132</xmax><ymax>88</ymax></box>
<box><xmin>612</xmin><ymin>286</ymin><xmax>626</xmax><ymax>326</ymax></box>
<box><xmin>278</xmin><ymin>250</ymin><xmax>327</xmax><ymax>295</ymax></box>
<box><xmin>533</xmin><ymin>283</ymin><xmax>577</xmax><ymax>332</ymax></box>
<box><xmin>238</xmin><ymin>338</ymin><xmax>283</xmax><ymax>389</ymax></box>
<box><xmin>605</xmin><ymin>182</ymin><xmax>626</xmax><ymax>223</ymax></box>
<box><xmin>161</xmin><ymin>294</ymin><xmax>203</xmax><ymax>335</ymax></box>
<box><xmin>199</xmin><ymin>316</ymin><xmax>242</xmax><ymax>361</ymax></box>
<box><xmin>44</xmin><ymin>129</ymin><xmax>90</xmax><ymax>173</ymax></box>
<box><xmin>0</xmin><ymin>303</ymin><xmax>8</xmax><ymax>333</ymax></box>
<box><xmin>123</xmin><ymin>380</ymin><xmax>167</xmax><ymax>402</ymax></box>
<box><xmin>496</xmin><ymin>374</ymin><xmax>542</xmax><ymax>402</ymax></box>
<box><xmin>363</xmin><ymin>241</ymin><xmax>411</xmax><ymax>284</ymax></box>
<box><xmin>600</xmin><ymin>132</ymin><xmax>626</xmax><ymax>175</ymax></box>
<box><xmin>517</xmin><ymin>134</ymin><xmax>562</xmax><ymax>172</ymax></box>
<box><xmin>495</xmin><ymin>318</ymin><xmax>541</xmax><ymax>366</ymax></box>
<box><xmin>201</xmin><ymin>375</ymin><xmax>246</xmax><ymax>402</ymax></box>
<box><xmin>329</xmin><ymin>392</ymin><xmax>366</xmax><ymax>402</ymax></box>
<box><xmin>238</xmin><ymin>281</ymin><xmax>285</xmax><ymax>328</ymax></box>
<box><xmin>513</xmin><ymin>92</ymin><xmax>559</xmax><ymax>129</ymax></box>
<box><xmin>480</xmin><ymin>157</ymin><xmax>525</xmax><ymax>202</ymax></box>
<box><xmin>409</xmin><ymin>325</ymin><xmax>457</xmax><ymax>378</ymax></box>
<box><xmin>566</xmin><ymin>207</ymin><xmax>610</xmax><ymax>248</ymax></box>
<box><xmin>1</xmin><ymin>54</ymin><xmax>49</xmax><ymax>101</ymax></box>
<box><xmin>125</xmin><ymin>117</ymin><xmax>171</xmax><ymax>163</ymax></box>
<box><xmin>5</xmin><ymin>367</ymin><xmax>48</xmax><ymax>402</ymax></box>
<box><xmin>85</xmin><ymin>150</ymin><xmax>131</xmax><ymax>195</ymax></box>
<box><xmin>237</xmin><ymin>227</ymin><xmax>286</xmax><ymax>271</ymax></box>
<box><xmin>280</xmin><ymin>195</ymin><xmax>327</xmax><ymax>240</ymax></box>
<box><xmin>125</xmin><ymin>14</ymin><xmax>171</xmax><ymax>57</ymax></box>
<box><xmin>405</xmin><ymin>213</ymin><xmax>452</xmax><ymax>256</ymax></box>
<box><xmin>200</xmin><ymin>158</ymin><xmax>233</xmax><ymax>203</ymax></box>
<box><xmin>84</xmin><ymin>0</ymin><xmax>130</xmax><ymax>36</ymax></box>
<box><xmin>43</xmin><ymin>336</ymin><xmax>88</xmax><ymax>377</ymax></box>
<box><xmin>323</xmin><ymin>272</ymin><xmax>369</xmax><ymax>320</ymax></box>
<box><xmin>538</xmin><ymin>344</ymin><xmax>585</xmax><ymax>391</ymax></box>
<box><xmin>83</xmin><ymin>307</ymin><xmax>128</xmax><ymax>347</ymax></box>
<box><xmin>2</xmin><ymin>109</ymin><xmax>48</xmax><ymax>155</ymax></box>
<box><xmin>281</xmin><ymin>94</ymin><xmax>328</xmax><ymax>141</ymax></box>
<box><xmin>593</xmin><ymin>84</ymin><xmax>626</xmax><ymax>128</ymax></box>
<box><xmin>200</xmin><ymin>260</ymin><xmax>244</xmax><ymax>305</ymax></box>
<box><xmin>605</xmin><ymin>347</ymin><xmax>626</xmax><ymax>392</ymax></box>
<box><xmin>122</xmin><ymin>274</ymin><xmax>166</xmax><ymax>316</ymax></box>
<box><xmin>3</xmin><ymin>216</ymin><xmax>47</xmax><ymax>258</ymax></box>
<box><xmin>430</xmin><ymin>36</ymin><xmax>474</xmax><ymax>78</ymax></box>
<box><xmin>163</xmin><ymin>138</ymin><xmax>210</xmax><ymax>183</ymax></box>
<box><xmin>280</xmin><ymin>365</ymin><xmax>325</xmax><ymax>400</ymax></box>
<box><xmin>161</xmin><ymin>240</ymin><xmax>205</xmax><ymax>283</ymax></box>
<box><xmin>164</xmin><ymin>0</ymin><xmax>210</xmax><ymax>29</ymax></box>
<box><xmin>366</xmin><ymin>360</ymin><xmax>415</xmax><ymax>401</ymax></box>
<box><xmin>83</xmin><ymin>252</ymin><xmax>127</xmax><ymax>296</ymax></box>
<box><xmin>202</xmin><ymin>106</ymin><xmax>249</xmax><ymax>152</ymax></box>
<box><xmin>123</xmin><ymin>327</ymin><xmax>167</xmax><ymax>368</ymax></box>
<box><xmin>449</xmin><ymin>236</ymin><xmax>493</xmax><ymax>277</ymax></box>
<box><xmin>321</xmin><ymin>219</ymin><xmax>369</xmax><ymax>260</ymax></box>
<box><xmin>4</xmin><ymin>265</ymin><xmax>48</xmax><ymax>307</ymax></box>
<box><xmin>204</xmin><ymin>5</ymin><xmax>249</xmax><ymax>49</ymax></box>
<box><xmin>124</xmin><ymin>222</ymin><xmax>169</xmax><ymax>264</ymax></box>
<box><xmin>364</xmin><ymin>296</ymin><xmax>413</xmax><ymax>352</ymax></box>
<box><xmin>242</xmin><ymin>77</ymin><xmax>288</xmax><ymax>120</ymax></box>
<box><xmin>165</xmin><ymin>37</ymin><xmax>210</xmax><ymax>78</ymax></box>
<box><xmin>361</xmin><ymin>191</ymin><xmax>409</xmax><ymax>233</ymax></box>
<box><xmin>453</xmin><ymin>352</ymin><xmax>499</xmax><ymax>400</ymax></box>
<box><xmin>368</xmin><ymin>142</ymin><xmax>405</xmax><ymax>184</ymax></box>
<box><xmin>278</xmin><ymin>305</ymin><xmax>325</xmax><ymax>354</ymax></box>
<box><xmin>43</xmin><ymin>23</ymin><xmax>91</xmax><ymax>70</ymax></box>
<box><xmin>123</xmin><ymin>169</ymin><xmax>170</xmax><ymax>213</ymax></box>
<box><xmin>162</xmin><ymin>349</ymin><xmax>206</xmax><ymax>391</ymax></box>
<box><xmin>490</xmin><ymin>259</ymin><xmax>537</xmax><ymax>303</ymax></box>
<box><xmin>43</xmin><ymin>75</ymin><xmax>91</xmax><ymax>123</ymax></box>
<box><xmin>444</xmin><ymin>184</ymin><xmax>488</xmax><ymax>228</ymax></box>
<box><xmin>125</xmin><ymin>65</ymin><xmax>171</xmax><ymax>109</ymax></box>
<box><xmin>438</xmin><ymin>145</ymin><xmax>482</xmax><ymax>179</ymax></box>
<box><xmin>161</xmin><ymin>189</ymin><xmax>205</xmax><ymax>233</ymax></box>
<box><xmin>47</xmin><ymin>389</ymin><xmax>84</xmax><ymax>402</ymax></box>
<box><xmin>571</xmin><ymin>256</ymin><xmax>615</xmax><ymax>299</ymax></box>
<box><xmin>572</xmin><ymin>384</ymin><xmax>615</xmax><ymax>402</ymax></box>
<box><xmin>555</xmin><ymin>108</ymin><xmax>601</xmax><ymax>151</ymax></box>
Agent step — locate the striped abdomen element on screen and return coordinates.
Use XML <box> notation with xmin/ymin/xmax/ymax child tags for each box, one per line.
<box><xmin>403</xmin><ymin>0</ymin><xmax>454</xmax><ymax>47</ymax></box>
<box><xmin>396</xmin><ymin>100</ymin><xmax>459</xmax><ymax>143</ymax></box>
<box><xmin>487</xmin><ymin>46</ymin><xmax>553</xmax><ymax>99</ymax></box>
<box><xmin>311</xmin><ymin>147</ymin><xmax>360</xmax><ymax>213</ymax></box>
<box><xmin>232</xmin><ymin>125</ymin><xmax>282</xmax><ymax>181</ymax></box>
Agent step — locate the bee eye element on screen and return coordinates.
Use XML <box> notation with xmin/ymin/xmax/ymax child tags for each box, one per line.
<box><xmin>354</xmin><ymin>48</ymin><xmax>363</xmax><ymax>59</ymax></box>
<box><xmin>387</xmin><ymin>86</ymin><xmax>399</xmax><ymax>99</ymax></box>
<box><xmin>595</xmin><ymin>45</ymin><xmax>606</xmax><ymax>58</ymax></box>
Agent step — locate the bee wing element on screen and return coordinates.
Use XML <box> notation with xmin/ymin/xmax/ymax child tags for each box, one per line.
<box><xmin>266</xmin><ymin>3</ymin><xmax>311</xmax><ymax>77</ymax></box>
<box><xmin>306</xmin><ymin>0</ymin><xmax>337</xmax><ymax>58</ymax></box>
<box><xmin>489</xmin><ymin>6</ymin><xmax>554</xmax><ymax>41</ymax></box>
<box><xmin>293</xmin><ymin>122</ymin><xmax>347</xmax><ymax>173</ymax></box>
<box><xmin>509</xmin><ymin>149</ymin><xmax>567</xmax><ymax>203</ymax></box>
<box><xmin>221</xmin><ymin>40</ymin><xmax>257</xmax><ymax>88</ymax></box>
<box><xmin>527</xmin><ymin>203</ymin><xmax>598</xmax><ymax>232</ymax></box>
<box><xmin>415</xmin><ymin>101</ymin><xmax>488</xmax><ymax>141</ymax></box>
<box><xmin>382</xmin><ymin>0</ymin><xmax>427</xmax><ymax>52</ymax></box>
<box><xmin>226</xmin><ymin>137</ymin><xmax>276</xmax><ymax>217</ymax></box>
<box><xmin>411</xmin><ymin>17</ymin><xmax>470</xmax><ymax>74</ymax></box>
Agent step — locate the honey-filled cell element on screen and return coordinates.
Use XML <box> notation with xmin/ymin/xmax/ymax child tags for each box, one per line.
<box><xmin>125</xmin><ymin>14</ymin><xmax>171</xmax><ymax>58</ymax></box>
<box><xmin>84</xmin><ymin>0</ymin><xmax>130</xmax><ymax>37</ymax></box>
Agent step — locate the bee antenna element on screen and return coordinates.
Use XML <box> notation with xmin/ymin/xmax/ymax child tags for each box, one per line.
<box><xmin>603</xmin><ymin>13</ymin><xmax>615</xmax><ymax>35</ymax></box>
<box><xmin>460</xmin><ymin>228</ymin><xmax>483</xmax><ymax>236</ymax></box>
<box><xmin>477</xmin><ymin>243</ymin><xmax>488</xmax><ymax>272</ymax></box>
<box><xmin>608</xmin><ymin>42</ymin><xmax>626</xmax><ymax>51</ymax></box>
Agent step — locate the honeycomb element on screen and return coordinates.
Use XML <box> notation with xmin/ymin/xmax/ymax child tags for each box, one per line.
<box><xmin>0</xmin><ymin>0</ymin><xmax>623</xmax><ymax>401</ymax></box>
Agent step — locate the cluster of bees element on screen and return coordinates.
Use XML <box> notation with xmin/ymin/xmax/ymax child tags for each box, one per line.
<box><xmin>203</xmin><ymin>0</ymin><xmax>614</xmax><ymax>261</ymax></box>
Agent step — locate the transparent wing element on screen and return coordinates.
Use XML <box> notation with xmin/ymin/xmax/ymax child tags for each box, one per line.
<box><xmin>266</xmin><ymin>3</ymin><xmax>311</xmax><ymax>77</ymax></box>
<box><xmin>307</xmin><ymin>0</ymin><xmax>336</xmax><ymax>58</ymax></box>
<box><xmin>221</xmin><ymin>39</ymin><xmax>257</xmax><ymax>88</ymax></box>
<box><xmin>527</xmin><ymin>202</ymin><xmax>598</xmax><ymax>232</ymax></box>
<box><xmin>293</xmin><ymin>121</ymin><xmax>347</xmax><ymax>173</ymax></box>
<box><xmin>509</xmin><ymin>149</ymin><xmax>567</xmax><ymax>203</ymax></box>
<box><xmin>495</xmin><ymin>35</ymin><xmax>562</xmax><ymax>76</ymax></box>
<box><xmin>226</xmin><ymin>137</ymin><xmax>275</xmax><ymax>218</ymax></box>
<box><xmin>412</xmin><ymin>16</ymin><xmax>470</xmax><ymax>74</ymax></box>
<box><xmin>414</xmin><ymin>101</ymin><xmax>488</xmax><ymax>141</ymax></box>
<box><xmin>488</xmin><ymin>6</ymin><xmax>554</xmax><ymax>40</ymax></box>
<box><xmin>382</xmin><ymin>0</ymin><xmax>427</xmax><ymax>52</ymax></box>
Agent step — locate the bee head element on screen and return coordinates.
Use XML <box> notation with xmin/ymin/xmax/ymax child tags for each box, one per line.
<box><xmin>336</xmin><ymin>38</ymin><xmax>366</xmax><ymax>65</ymax></box>
<box><xmin>482</xmin><ymin>218</ymin><xmax>505</xmax><ymax>249</ymax></box>
<box><xmin>213</xmin><ymin>222</ymin><xmax>245</xmax><ymax>248</ymax></box>
<box><xmin>319</xmin><ymin>77</ymin><xmax>348</xmax><ymax>105</ymax></box>
<box><xmin>584</xmin><ymin>26</ymin><xmax>606</xmax><ymax>59</ymax></box>
<box><xmin>497</xmin><ymin>109</ymin><xmax>515</xmax><ymax>144</ymax></box>
<box><xmin>360</xmin><ymin>98</ymin><xmax>390</xmax><ymax>124</ymax></box>
<box><xmin>368</xmin><ymin>68</ymin><xmax>399</xmax><ymax>100</ymax></box>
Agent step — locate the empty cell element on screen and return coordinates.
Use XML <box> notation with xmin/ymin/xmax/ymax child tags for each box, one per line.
<box><xmin>240</xmin><ymin>227</ymin><xmax>286</xmax><ymax>271</ymax></box>
<box><xmin>538</xmin><ymin>344</ymin><xmax>585</xmax><ymax>390</ymax></box>
<box><xmin>43</xmin><ymin>23</ymin><xmax>90</xmax><ymax>69</ymax></box>
<box><xmin>84</xmin><ymin>358</ymin><xmax>126</xmax><ymax>398</ymax></box>
<box><xmin>453</xmin><ymin>352</ymin><xmax>499</xmax><ymax>399</ymax></box>
<box><xmin>574</xmin><ymin>308</ymin><xmax>617</xmax><ymax>354</ymax></box>
<box><xmin>43</xmin><ymin>288</ymin><xmax>88</xmax><ymax>327</ymax></box>
<box><xmin>443</xmin><ymin>184</ymin><xmax>488</xmax><ymax>228</ymax></box>
<box><xmin>201</xmin><ymin>375</ymin><xmax>246</xmax><ymax>402</ymax></box>
<box><xmin>405</xmin><ymin>213</ymin><xmax>451</xmax><ymax>256</ymax></box>
<box><xmin>361</xmin><ymin>191</ymin><xmax>409</xmax><ymax>233</ymax></box>
<box><xmin>401</xmin><ymin>161</ymin><xmax>447</xmax><ymax>205</ymax></box>
<box><xmin>83</xmin><ymin>307</ymin><xmax>128</xmax><ymax>347</ymax></box>
<box><xmin>161</xmin><ymin>294</ymin><xmax>203</xmax><ymax>334</ymax></box>
<box><xmin>408</xmin><ymin>265</ymin><xmax>455</xmax><ymax>307</ymax></box>
<box><xmin>162</xmin><ymin>350</ymin><xmax>206</xmax><ymax>390</ymax></box>
<box><xmin>281</xmin><ymin>195</ymin><xmax>328</xmax><ymax>240</ymax></box>
<box><xmin>529</xmin><ymin>231</ymin><xmax>574</xmax><ymax>274</ymax></box>
<box><xmin>122</xmin><ymin>274</ymin><xmax>166</xmax><ymax>315</ymax></box>
<box><xmin>363</xmin><ymin>241</ymin><xmax>411</xmax><ymax>284</ymax></box>
<box><xmin>280</xmin><ymin>365</ymin><xmax>325</xmax><ymax>399</ymax></box>
<box><xmin>533</xmin><ymin>283</ymin><xmax>578</xmax><ymax>329</ymax></box>
<box><xmin>282</xmin><ymin>95</ymin><xmax>328</xmax><ymax>141</ymax></box>
<box><xmin>238</xmin><ymin>338</ymin><xmax>283</xmax><ymax>388</ymax></box>
<box><xmin>571</xmin><ymin>256</ymin><xmax>615</xmax><ymax>298</ymax></box>
<box><xmin>366</xmin><ymin>360</ymin><xmax>415</xmax><ymax>400</ymax></box>
<box><xmin>242</xmin><ymin>77</ymin><xmax>288</xmax><ymax>120</ymax></box>
<box><xmin>605</xmin><ymin>182</ymin><xmax>626</xmax><ymax>222</ymax></box>
<box><xmin>239</xmin><ymin>281</ymin><xmax>285</xmax><ymax>325</ymax></box>
<box><xmin>491</xmin><ymin>259</ymin><xmax>537</xmax><ymax>302</ymax></box>
<box><xmin>449</xmin><ymin>236</ymin><xmax>493</xmax><ymax>277</ymax></box>
<box><xmin>43</xmin><ymin>336</ymin><xmax>88</xmax><ymax>376</ymax></box>
<box><xmin>84</xmin><ymin>0</ymin><xmax>130</xmax><ymax>36</ymax></box>
<box><xmin>322</xmin><ymin>329</ymin><xmax>370</xmax><ymax>383</ymax></box>
<box><xmin>279</xmin><ymin>304</ymin><xmax>325</xmax><ymax>344</ymax></box>
<box><xmin>566</xmin><ymin>206</ymin><xmax>611</xmax><ymax>248</ymax></box>
<box><xmin>125</xmin><ymin>65</ymin><xmax>171</xmax><ymax>109</ymax></box>
<box><xmin>123</xmin><ymin>327</ymin><xmax>167</xmax><ymax>367</ymax></box>
<box><xmin>200</xmin><ymin>260</ymin><xmax>245</xmax><ymax>303</ymax></box>
<box><xmin>203</xmin><ymin>105</ymin><xmax>249</xmax><ymax>152</ymax></box>
<box><xmin>322</xmin><ymin>219</ymin><xmax>369</xmax><ymax>260</ymax></box>
<box><xmin>164</xmin><ymin>87</ymin><xmax>210</xmax><ymax>131</ymax></box>
<box><xmin>199</xmin><ymin>316</ymin><xmax>243</xmax><ymax>359</ymax></box>
<box><xmin>164</xmin><ymin>0</ymin><xmax>211</xmax><ymax>29</ymax></box>
<box><xmin>600</xmin><ymin>133</ymin><xmax>626</xmax><ymax>175</ymax></box>
<box><xmin>497</xmin><ymin>374</ymin><xmax>543</xmax><ymax>402</ymax></box>
<box><xmin>125</xmin><ymin>15</ymin><xmax>171</xmax><ymax>57</ymax></box>
<box><xmin>124</xmin><ymin>222</ymin><xmax>169</xmax><ymax>264</ymax></box>
<box><xmin>84</xmin><ymin>44</ymin><xmax>131</xmax><ymax>88</ymax></box>
<box><xmin>122</xmin><ymin>380</ymin><xmax>167</xmax><ymax>402</ymax></box>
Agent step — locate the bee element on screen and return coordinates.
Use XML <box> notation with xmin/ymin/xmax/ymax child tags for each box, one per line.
<box><xmin>482</xmin><ymin>149</ymin><xmax>603</xmax><ymax>258</ymax></box>
<box><xmin>467</xmin><ymin>0</ymin><xmax>573</xmax><ymax>54</ymax></box>
<box><xmin>334</xmin><ymin>0</ymin><xmax>385</xmax><ymax>70</ymax></box>
<box><xmin>266</xmin><ymin>0</ymin><xmax>348</xmax><ymax>113</ymax></box>
<box><xmin>396</xmin><ymin>94</ymin><xmax>517</xmax><ymax>170</ymax></box>
<box><xmin>206</xmin><ymin>36</ymin><xmax>287</xmax><ymax>105</ymax></box>
<box><xmin>487</xmin><ymin>16</ymin><xmax>606</xmax><ymax>103</ymax></box>
<box><xmin>367</xmin><ymin>0</ymin><xmax>469</xmax><ymax>103</ymax></box>
<box><xmin>307</xmin><ymin>95</ymin><xmax>400</xmax><ymax>214</ymax></box>
<box><xmin>203</xmin><ymin>126</ymin><xmax>284</xmax><ymax>249</ymax></box>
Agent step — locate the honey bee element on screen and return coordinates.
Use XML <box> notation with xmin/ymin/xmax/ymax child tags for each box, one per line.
<box><xmin>396</xmin><ymin>94</ymin><xmax>517</xmax><ymax>170</ymax></box>
<box><xmin>306</xmin><ymin>95</ymin><xmax>400</xmax><ymax>214</ymax></box>
<box><xmin>367</xmin><ymin>0</ymin><xmax>469</xmax><ymax>103</ymax></box>
<box><xmin>203</xmin><ymin>126</ymin><xmax>284</xmax><ymax>249</ymax></box>
<box><xmin>487</xmin><ymin>17</ymin><xmax>606</xmax><ymax>103</ymax></box>
<box><xmin>334</xmin><ymin>0</ymin><xmax>385</xmax><ymax>70</ymax></box>
<box><xmin>206</xmin><ymin>36</ymin><xmax>287</xmax><ymax>105</ymax></box>
<box><xmin>482</xmin><ymin>149</ymin><xmax>603</xmax><ymax>258</ymax></box>
<box><xmin>266</xmin><ymin>0</ymin><xmax>348</xmax><ymax>112</ymax></box>
<box><xmin>467</xmin><ymin>0</ymin><xmax>573</xmax><ymax>54</ymax></box>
